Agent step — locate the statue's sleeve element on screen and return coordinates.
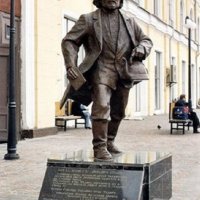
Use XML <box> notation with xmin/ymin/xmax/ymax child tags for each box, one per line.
<box><xmin>61</xmin><ymin>14</ymin><xmax>88</xmax><ymax>70</ymax></box>
<box><xmin>132</xmin><ymin>19</ymin><xmax>153</xmax><ymax>59</ymax></box>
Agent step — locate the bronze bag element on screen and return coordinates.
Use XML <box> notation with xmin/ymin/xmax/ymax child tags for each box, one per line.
<box><xmin>121</xmin><ymin>57</ymin><xmax>149</xmax><ymax>81</ymax></box>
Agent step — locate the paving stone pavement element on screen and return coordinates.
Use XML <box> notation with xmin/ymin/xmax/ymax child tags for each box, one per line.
<box><xmin>0</xmin><ymin>113</ymin><xmax>200</xmax><ymax>200</ymax></box>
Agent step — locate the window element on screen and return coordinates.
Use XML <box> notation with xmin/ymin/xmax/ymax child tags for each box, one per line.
<box><xmin>169</xmin><ymin>0</ymin><xmax>174</xmax><ymax>26</ymax></box>
<box><xmin>191</xmin><ymin>64</ymin><xmax>195</xmax><ymax>101</ymax></box>
<box><xmin>199</xmin><ymin>67</ymin><xmax>200</xmax><ymax>98</ymax></box>
<box><xmin>133</xmin><ymin>0</ymin><xmax>145</xmax><ymax>7</ymax></box>
<box><xmin>154</xmin><ymin>0</ymin><xmax>161</xmax><ymax>17</ymax></box>
<box><xmin>64</xmin><ymin>16</ymin><xmax>75</xmax><ymax>33</ymax></box>
<box><xmin>190</xmin><ymin>8</ymin><xmax>193</xmax><ymax>19</ymax></box>
<box><xmin>135</xmin><ymin>84</ymin><xmax>141</xmax><ymax>112</ymax></box>
<box><xmin>63</xmin><ymin>16</ymin><xmax>76</xmax><ymax>87</ymax></box>
<box><xmin>190</xmin><ymin>9</ymin><xmax>195</xmax><ymax>40</ymax></box>
<box><xmin>197</xmin><ymin>18</ymin><xmax>200</xmax><ymax>43</ymax></box>
<box><xmin>182</xmin><ymin>61</ymin><xmax>186</xmax><ymax>94</ymax></box>
<box><xmin>5</xmin><ymin>25</ymin><xmax>10</xmax><ymax>39</ymax></box>
<box><xmin>155</xmin><ymin>51</ymin><xmax>162</xmax><ymax>110</ymax></box>
<box><xmin>171</xmin><ymin>57</ymin><xmax>176</xmax><ymax>82</ymax></box>
<box><xmin>171</xmin><ymin>57</ymin><xmax>176</xmax><ymax>100</ymax></box>
<box><xmin>138</xmin><ymin>0</ymin><xmax>145</xmax><ymax>7</ymax></box>
<box><xmin>180</xmin><ymin>0</ymin><xmax>184</xmax><ymax>32</ymax></box>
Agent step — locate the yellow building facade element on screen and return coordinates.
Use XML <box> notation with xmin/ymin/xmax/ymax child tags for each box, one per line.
<box><xmin>124</xmin><ymin>0</ymin><xmax>200</xmax><ymax>117</ymax></box>
<box><xmin>20</xmin><ymin>0</ymin><xmax>200</xmax><ymax>133</ymax></box>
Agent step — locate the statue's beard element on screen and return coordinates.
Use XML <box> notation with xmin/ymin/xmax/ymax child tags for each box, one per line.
<box><xmin>102</xmin><ymin>1</ymin><xmax>120</xmax><ymax>10</ymax></box>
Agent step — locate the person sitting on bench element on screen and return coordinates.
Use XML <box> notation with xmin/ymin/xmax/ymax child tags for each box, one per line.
<box><xmin>71</xmin><ymin>101</ymin><xmax>92</xmax><ymax>129</ymax></box>
<box><xmin>175</xmin><ymin>94</ymin><xmax>200</xmax><ymax>133</ymax></box>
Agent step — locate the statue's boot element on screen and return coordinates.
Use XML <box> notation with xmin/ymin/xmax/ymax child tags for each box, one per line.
<box><xmin>107</xmin><ymin>119</ymin><xmax>122</xmax><ymax>154</ymax></box>
<box><xmin>92</xmin><ymin>119</ymin><xmax>113</xmax><ymax>161</ymax></box>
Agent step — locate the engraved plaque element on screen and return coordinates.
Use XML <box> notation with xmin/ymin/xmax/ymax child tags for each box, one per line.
<box><xmin>39</xmin><ymin>164</ymin><xmax>144</xmax><ymax>200</ymax></box>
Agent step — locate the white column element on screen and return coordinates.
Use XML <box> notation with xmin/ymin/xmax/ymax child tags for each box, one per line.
<box><xmin>20</xmin><ymin>0</ymin><xmax>35</xmax><ymax>129</ymax></box>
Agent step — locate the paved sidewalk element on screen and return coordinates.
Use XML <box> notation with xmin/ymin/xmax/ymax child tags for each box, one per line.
<box><xmin>0</xmin><ymin>114</ymin><xmax>200</xmax><ymax>200</ymax></box>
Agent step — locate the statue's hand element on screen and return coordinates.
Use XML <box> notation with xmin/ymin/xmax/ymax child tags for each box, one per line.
<box><xmin>129</xmin><ymin>45</ymin><xmax>145</xmax><ymax>63</ymax></box>
<box><xmin>67</xmin><ymin>67</ymin><xmax>78</xmax><ymax>80</ymax></box>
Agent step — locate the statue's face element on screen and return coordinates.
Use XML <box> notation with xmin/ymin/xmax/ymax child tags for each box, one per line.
<box><xmin>102</xmin><ymin>0</ymin><xmax>121</xmax><ymax>10</ymax></box>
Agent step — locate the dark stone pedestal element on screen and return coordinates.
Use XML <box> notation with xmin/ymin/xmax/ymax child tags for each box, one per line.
<box><xmin>39</xmin><ymin>150</ymin><xmax>172</xmax><ymax>200</ymax></box>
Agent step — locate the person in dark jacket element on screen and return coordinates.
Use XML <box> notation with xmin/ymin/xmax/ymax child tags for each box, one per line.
<box><xmin>175</xmin><ymin>94</ymin><xmax>200</xmax><ymax>133</ymax></box>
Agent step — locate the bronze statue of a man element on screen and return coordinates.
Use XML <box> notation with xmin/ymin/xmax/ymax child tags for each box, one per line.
<box><xmin>61</xmin><ymin>0</ymin><xmax>153</xmax><ymax>161</ymax></box>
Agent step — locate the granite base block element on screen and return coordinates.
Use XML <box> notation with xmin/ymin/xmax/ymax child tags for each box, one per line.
<box><xmin>39</xmin><ymin>150</ymin><xmax>172</xmax><ymax>200</ymax></box>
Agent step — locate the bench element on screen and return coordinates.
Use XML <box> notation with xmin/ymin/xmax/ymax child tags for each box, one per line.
<box><xmin>169</xmin><ymin>102</ymin><xmax>192</xmax><ymax>134</ymax></box>
<box><xmin>55</xmin><ymin>101</ymin><xmax>86</xmax><ymax>131</ymax></box>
